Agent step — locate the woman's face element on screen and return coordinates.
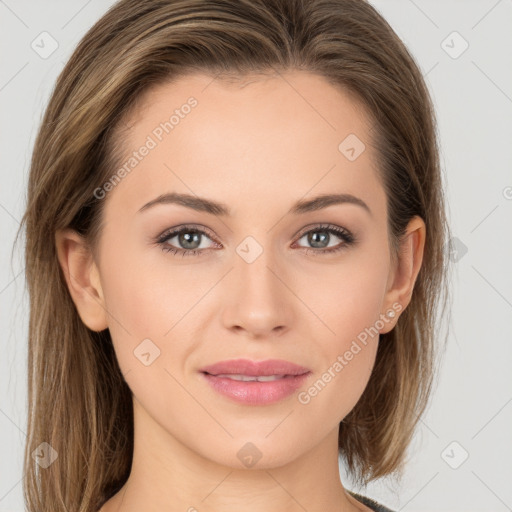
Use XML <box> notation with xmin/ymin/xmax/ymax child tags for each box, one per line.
<box><xmin>80</xmin><ymin>71</ymin><xmax>409</xmax><ymax>469</ymax></box>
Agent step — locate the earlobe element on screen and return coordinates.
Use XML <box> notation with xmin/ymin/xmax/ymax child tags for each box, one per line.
<box><xmin>380</xmin><ymin>216</ymin><xmax>426</xmax><ymax>333</ymax></box>
<box><xmin>55</xmin><ymin>228</ymin><xmax>109</xmax><ymax>332</ymax></box>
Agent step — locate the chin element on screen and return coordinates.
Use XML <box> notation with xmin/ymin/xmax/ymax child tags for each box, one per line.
<box><xmin>195</xmin><ymin>436</ymin><xmax>304</xmax><ymax>471</ymax></box>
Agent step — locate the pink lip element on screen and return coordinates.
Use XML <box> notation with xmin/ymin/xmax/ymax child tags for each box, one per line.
<box><xmin>199</xmin><ymin>358</ymin><xmax>311</xmax><ymax>405</ymax></box>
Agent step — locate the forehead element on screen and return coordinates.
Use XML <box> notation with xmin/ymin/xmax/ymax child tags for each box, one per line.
<box><xmin>105</xmin><ymin>70</ymin><xmax>382</xmax><ymax>218</ymax></box>
<box><xmin>127</xmin><ymin>70</ymin><xmax>372</xmax><ymax>137</ymax></box>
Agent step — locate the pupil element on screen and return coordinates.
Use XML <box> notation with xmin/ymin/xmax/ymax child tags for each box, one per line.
<box><xmin>309</xmin><ymin>231</ymin><xmax>329</xmax><ymax>248</ymax></box>
<box><xmin>180</xmin><ymin>231</ymin><xmax>200</xmax><ymax>249</ymax></box>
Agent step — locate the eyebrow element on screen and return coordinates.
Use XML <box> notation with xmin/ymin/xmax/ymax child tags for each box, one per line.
<box><xmin>138</xmin><ymin>192</ymin><xmax>372</xmax><ymax>217</ymax></box>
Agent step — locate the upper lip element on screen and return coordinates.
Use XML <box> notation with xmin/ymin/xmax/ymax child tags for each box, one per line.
<box><xmin>200</xmin><ymin>358</ymin><xmax>311</xmax><ymax>377</ymax></box>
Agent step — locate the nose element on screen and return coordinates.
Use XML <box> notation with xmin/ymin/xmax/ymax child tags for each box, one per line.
<box><xmin>220</xmin><ymin>245</ymin><xmax>295</xmax><ymax>339</ymax></box>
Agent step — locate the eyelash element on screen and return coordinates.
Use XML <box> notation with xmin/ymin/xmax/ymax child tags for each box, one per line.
<box><xmin>155</xmin><ymin>223</ymin><xmax>356</xmax><ymax>257</ymax></box>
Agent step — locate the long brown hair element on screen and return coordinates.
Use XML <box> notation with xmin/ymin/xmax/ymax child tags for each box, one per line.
<box><xmin>17</xmin><ymin>0</ymin><xmax>452</xmax><ymax>510</ymax></box>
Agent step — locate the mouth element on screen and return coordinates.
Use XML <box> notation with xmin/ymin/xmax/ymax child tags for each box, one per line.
<box><xmin>199</xmin><ymin>359</ymin><xmax>311</xmax><ymax>405</ymax></box>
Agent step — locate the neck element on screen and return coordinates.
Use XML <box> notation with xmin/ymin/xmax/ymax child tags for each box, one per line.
<box><xmin>100</xmin><ymin>398</ymin><xmax>366</xmax><ymax>512</ymax></box>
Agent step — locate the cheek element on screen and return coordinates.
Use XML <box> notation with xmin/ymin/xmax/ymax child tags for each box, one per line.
<box><xmin>304</xmin><ymin>245</ymin><xmax>390</xmax><ymax>344</ymax></box>
<box><xmin>99</xmin><ymin>225</ymin><xmax>202</xmax><ymax>333</ymax></box>
<box><xmin>98</xmin><ymin>236</ymin><xmax>213</xmax><ymax>380</ymax></box>
<box><xmin>294</xmin><ymin>248</ymin><xmax>389</xmax><ymax>415</ymax></box>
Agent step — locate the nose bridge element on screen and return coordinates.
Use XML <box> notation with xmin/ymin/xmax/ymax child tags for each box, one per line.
<box><xmin>221</xmin><ymin>234</ymin><xmax>293</xmax><ymax>335</ymax></box>
<box><xmin>234</xmin><ymin>234</ymin><xmax>283</xmax><ymax>301</ymax></box>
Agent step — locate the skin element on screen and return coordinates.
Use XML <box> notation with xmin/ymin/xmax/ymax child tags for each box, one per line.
<box><xmin>56</xmin><ymin>70</ymin><xmax>425</xmax><ymax>512</ymax></box>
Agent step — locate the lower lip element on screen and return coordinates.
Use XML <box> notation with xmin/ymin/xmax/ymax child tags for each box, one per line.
<box><xmin>201</xmin><ymin>372</ymin><xmax>311</xmax><ymax>405</ymax></box>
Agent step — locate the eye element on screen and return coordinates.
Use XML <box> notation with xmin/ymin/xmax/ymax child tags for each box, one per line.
<box><xmin>293</xmin><ymin>224</ymin><xmax>356</xmax><ymax>255</ymax></box>
<box><xmin>156</xmin><ymin>224</ymin><xmax>219</xmax><ymax>257</ymax></box>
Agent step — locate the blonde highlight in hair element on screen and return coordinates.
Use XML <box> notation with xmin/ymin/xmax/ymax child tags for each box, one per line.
<box><xmin>18</xmin><ymin>0</ymin><xmax>452</xmax><ymax>510</ymax></box>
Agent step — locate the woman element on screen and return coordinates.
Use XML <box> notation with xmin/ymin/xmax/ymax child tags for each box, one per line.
<box><xmin>19</xmin><ymin>0</ymin><xmax>451</xmax><ymax>511</ymax></box>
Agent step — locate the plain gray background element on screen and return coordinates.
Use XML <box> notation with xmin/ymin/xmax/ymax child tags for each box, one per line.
<box><xmin>1</xmin><ymin>1</ymin><xmax>511</xmax><ymax>510</ymax></box>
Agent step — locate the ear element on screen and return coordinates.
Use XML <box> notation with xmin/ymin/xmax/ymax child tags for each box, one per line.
<box><xmin>379</xmin><ymin>215</ymin><xmax>426</xmax><ymax>334</ymax></box>
<box><xmin>55</xmin><ymin>228</ymin><xmax>109</xmax><ymax>332</ymax></box>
